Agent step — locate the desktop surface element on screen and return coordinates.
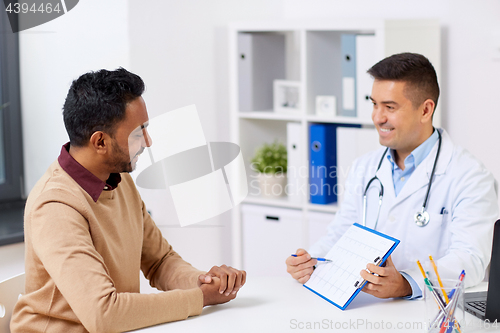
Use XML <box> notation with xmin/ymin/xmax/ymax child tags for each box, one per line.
<box><xmin>131</xmin><ymin>277</ymin><xmax>496</xmax><ymax>333</ymax></box>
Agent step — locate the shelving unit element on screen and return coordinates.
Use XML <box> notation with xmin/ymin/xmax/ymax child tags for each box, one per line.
<box><xmin>229</xmin><ymin>19</ymin><xmax>441</xmax><ymax>273</ymax></box>
<box><xmin>244</xmin><ymin>194</ymin><xmax>303</xmax><ymax>210</ymax></box>
<box><xmin>238</xmin><ymin>112</ymin><xmax>302</xmax><ymax>121</ymax></box>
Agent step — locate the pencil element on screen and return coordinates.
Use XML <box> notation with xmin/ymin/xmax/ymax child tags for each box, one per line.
<box><xmin>429</xmin><ymin>255</ymin><xmax>450</xmax><ymax>304</ymax></box>
<box><xmin>416</xmin><ymin>260</ymin><xmax>426</xmax><ymax>278</ymax></box>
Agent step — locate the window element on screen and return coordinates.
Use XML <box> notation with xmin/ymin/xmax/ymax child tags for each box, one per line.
<box><xmin>0</xmin><ymin>9</ymin><xmax>24</xmax><ymax>245</ymax></box>
<box><xmin>0</xmin><ymin>102</ymin><xmax>5</xmax><ymax>184</ymax></box>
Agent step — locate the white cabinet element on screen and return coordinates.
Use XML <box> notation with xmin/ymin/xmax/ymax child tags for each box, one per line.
<box><xmin>242</xmin><ymin>204</ymin><xmax>303</xmax><ymax>277</ymax></box>
<box><xmin>229</xmin><ymin>19</ymin><xmax>441</xmax><ymax>269</ymax></box>
<box><xmin>307</xmin><ymin>211</ymin><xmax>335</xmax><ymax>246</ymax></box>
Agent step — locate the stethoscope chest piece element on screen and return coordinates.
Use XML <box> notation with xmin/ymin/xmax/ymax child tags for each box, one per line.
<box><xmin>414</xmin><ymin>210</ymin><xmax>430</xmax><ymax>227</ymax></box>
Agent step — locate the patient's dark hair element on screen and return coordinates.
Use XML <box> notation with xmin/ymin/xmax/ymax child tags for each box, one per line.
<box><xmin>63</xmin><ymin>67</ymin><xmax>145</xmax><ymax>147</ymax></box>
<box><xmin>368</xmin><ymin>53</ymin><xmax>439</xmax><ymax>110</ymax></box>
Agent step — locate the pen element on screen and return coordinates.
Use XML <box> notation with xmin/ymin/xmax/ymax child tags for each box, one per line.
<box><xmin>426</xmin><ymin>271</ymin><xmax>447</xmax><ymax>308</ymax></box>
<box><xmin>290</xmin><ymin>254</ymin><xmax>332</xmax><ymax>262</ymax></box>
<box><xmin>448</xmin><ymin>273</ymin><xmax>465</xmax><ymax>333</ymax></box>
<box><xmin>429</xmin><ymin>271</ymin><xmax>465</xmax><ymax>333</ymax></box>
<box><xmin>439</xmin><ymin>295</ymin><xmax>459</xmax><ymax>333</ymax></box>
<box><xmin>354</xmin><ymin>256</ymin><xmax>382</xmax><ymax>289</ymax></box>
<box><xmin>448</xmin><ymin>270</ymin><xmax>465</xmax><ymax>300</ymax></box>
<box><xmin>418</xmin><ymin>260</ymin><xmax>449</xmax><ymax>330</ymax></box>
<box><xmin>430</xmin><ymin>255</ymin><xmax>450</xmax><ymax>304</ymax></box>
<box><xmin>418</xmin><ymin>261</ymin><xmax>446</xmax><ymax>307</ymax></box>
<box><xmin>427</xmin><ymin>278</ymin><xmax>462</xmax><ymax>333</ymax></box>
<box><xmin>424</xmin><ymin>278</ymin><xmax>447</xmax><ymax>311</ymax></box>
<box><xmin>439</xmin><ymin>278</ymin><xmax>463</xmax><ymax>333</ymax></box>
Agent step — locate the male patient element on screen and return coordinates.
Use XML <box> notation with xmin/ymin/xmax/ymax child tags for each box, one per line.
<box><xmin>286</xmin><ymin>53</ymin><xmax>498</xmax><ymax>299</ymax></box>
<box><xmin>11</xmin><ymin>68</ymin><xmax>245</xmax><ymax>332</ymax></box>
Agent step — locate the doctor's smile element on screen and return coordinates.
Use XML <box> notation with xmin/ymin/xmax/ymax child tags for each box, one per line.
<box><xmin>377</xmin><ymin>127</ymin><xmax>395</xmax><ymax>139</ymax></box>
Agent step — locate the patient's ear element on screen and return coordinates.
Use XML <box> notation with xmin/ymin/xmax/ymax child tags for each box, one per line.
<box><xmin>89</xmin><ymin>131</ymin><xmax>109</xmax><ymax>155</ymax></box>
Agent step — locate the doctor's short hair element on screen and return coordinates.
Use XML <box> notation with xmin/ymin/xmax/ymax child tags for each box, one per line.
<box><xmin>63</xmin><ymin>67</ymin><xmax>145</xmax><ymax>147</ymax></box>
<box><xmin>367</xmin><ymin>53</ymin><xmax>440</xmax><ymax>110</ymax></box>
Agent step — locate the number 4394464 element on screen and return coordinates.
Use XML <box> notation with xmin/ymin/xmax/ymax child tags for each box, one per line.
<box><xmin>5</xmin><ymin>2</ymin><xmax>61</xmax><ymax>14</ymax></box>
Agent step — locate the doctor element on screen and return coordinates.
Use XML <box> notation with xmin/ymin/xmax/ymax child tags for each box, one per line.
<box><xmin>286</xmin><ymin>53</ymin><xmax>498</xmax><ymax>299</ymax></box>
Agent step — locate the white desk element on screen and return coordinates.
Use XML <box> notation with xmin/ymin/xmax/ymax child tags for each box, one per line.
<box><xmin>132</xmin><ymin>277</ymin><xmax>497</xmax><ymax>333</ymax></box>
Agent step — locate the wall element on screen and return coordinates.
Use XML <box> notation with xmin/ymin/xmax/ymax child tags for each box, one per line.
<box><xmin>20</xmin><ymin>0</ymin><xmax>130</xmax><ymax>192</ymax></box>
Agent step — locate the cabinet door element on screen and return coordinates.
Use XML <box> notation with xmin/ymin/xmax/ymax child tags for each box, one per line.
<box><xmin>308</xmin><ymin>211</ymin><xmax>335</xmax><ymax>247</ymax></box>
<box><xmin>242</xmin><ymin>204</ymin><xmax>303</xmax><ymax>277</ymax></box>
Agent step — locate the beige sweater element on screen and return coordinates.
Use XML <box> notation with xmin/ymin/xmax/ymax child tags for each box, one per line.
<box><xmin>11</xmin><ymin>160</ymin><xmax>204</xmax><ymax>332</ymax></box>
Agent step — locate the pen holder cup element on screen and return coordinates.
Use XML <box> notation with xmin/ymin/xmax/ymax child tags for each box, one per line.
<box><xmin>424</xmin><ymin>278</ymin><xmax>465</xmax><ymax>333</ymax></box>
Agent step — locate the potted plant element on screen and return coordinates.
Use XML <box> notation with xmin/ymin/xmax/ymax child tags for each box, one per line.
<box><xmin>251</xmin><ymin>140</ymin><xmax>287</xmax><ymax>198</ymax></box>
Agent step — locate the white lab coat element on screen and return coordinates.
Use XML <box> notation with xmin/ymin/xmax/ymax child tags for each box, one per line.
<box><xmin>309</xmin><ymin>128</ymin><xmax>498</xmax><ymax>292</ymax></box>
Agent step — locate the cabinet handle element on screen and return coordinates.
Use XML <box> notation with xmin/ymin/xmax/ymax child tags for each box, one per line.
<box><xmin>266</xmin><ymin>216</ymin><xmax>280</xmax><ymax>221</ymax></box>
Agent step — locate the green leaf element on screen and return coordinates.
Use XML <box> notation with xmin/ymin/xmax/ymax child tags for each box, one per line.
<box><xmin>251</xmin><ymin>140</ymin><xmax>287</xmax><ymax>174</ymax></box>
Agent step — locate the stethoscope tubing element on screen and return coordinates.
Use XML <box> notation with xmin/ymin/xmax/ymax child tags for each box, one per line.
<box><xmin>362</xmin><ymin>129</ymin><xmax>442</xmax><ymax>229</ymax></box>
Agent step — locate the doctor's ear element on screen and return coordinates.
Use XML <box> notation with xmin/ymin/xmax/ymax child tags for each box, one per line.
<box><xmin>421</xmin><ymin>99</ymin><xmax>435</xmax><ymax>123</ymax></box>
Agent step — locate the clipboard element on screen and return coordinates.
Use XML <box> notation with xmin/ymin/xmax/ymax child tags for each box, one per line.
<box><xmin>304</xmin><ymin>223</ymin><xmax>400</xmax><ymax>310</ymax></box>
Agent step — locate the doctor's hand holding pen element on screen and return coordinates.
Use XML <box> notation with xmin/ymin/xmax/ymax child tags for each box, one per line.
<box><xmin>286</xmin><ymin>248</ymin><xmax>319</xmax><ymax>283</ymax></box>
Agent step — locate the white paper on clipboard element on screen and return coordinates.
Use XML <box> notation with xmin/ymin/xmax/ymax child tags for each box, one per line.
<box><xmin>304</xmin><ymin>223</ymin><xmax>400</xmax><ymax>310</ymax></box>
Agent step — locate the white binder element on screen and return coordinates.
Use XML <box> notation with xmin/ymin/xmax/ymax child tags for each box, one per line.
<box><xmin>336</xmin><ymin>127</ymin><xmax>382</xmax><ymax>204</ymax></box>
<box><xmin>356</xmin><ymin>35</ymin><xmax>378</xmax><ymax>122</ymax></box>
<box><xmin>340</xmin><ymin>34</ymin><xmax>357</xmax><ymax>117</ymax></box>
<box><xmin>237</xmin><ymin>33</ymin><xmax>285</xmax><ymax>112</ymax></box>
<box><xmin>287</xmin><ymin>122</ymin><xmax>303</xmax><ymax>203</ymax></box>
<box><xmin>238</xmin><ymin>33</ymin><xmax>253</xmax><ymax>112</ymax></box>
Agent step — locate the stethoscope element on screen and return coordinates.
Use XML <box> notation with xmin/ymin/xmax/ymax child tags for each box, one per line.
<box><xmin>362</xmin><ymin>129</ymin><xmax>442</xmax><ymax>230</ymax></box>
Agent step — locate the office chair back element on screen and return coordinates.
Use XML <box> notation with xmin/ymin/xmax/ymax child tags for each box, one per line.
<box><xmin>0</xmin><ymin>273</ymin><xmax>25</xmax><ymax>333</ymax></box>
